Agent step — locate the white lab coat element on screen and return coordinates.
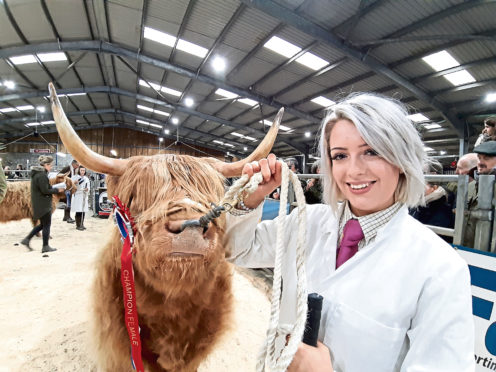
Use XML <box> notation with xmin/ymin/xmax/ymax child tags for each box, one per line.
<box><xmin>71</xmin><ymin>175</ymin><xmax>89</xmax><ymax>213</ymax></box>
<box><xmin>225</xmin><ymin>203</ymin><xmax>475</xmax><ymax>372</ymax></box>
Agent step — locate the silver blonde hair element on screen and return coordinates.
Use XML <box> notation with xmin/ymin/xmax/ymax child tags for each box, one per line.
<box><xmin>319</xmin><ymin>93</ymin><xmax>426</xmax><ymax>212</ymax></box>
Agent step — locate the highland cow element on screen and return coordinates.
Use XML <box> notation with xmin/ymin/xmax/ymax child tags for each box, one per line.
<box><xmin>0</xmin><ymin>174</ymin><xmax>76</xmax><ymax>225</ymax></box>
<box><xmin>49</xmin><ymin>82</ymin><xmax>281</xmax><ymax>371</ymax></box>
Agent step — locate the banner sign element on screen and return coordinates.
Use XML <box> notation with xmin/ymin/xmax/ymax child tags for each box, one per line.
<box><xmin>30</xmin><ymin>148</ymin><xmax>52</xmax><ymax>153</ymax></box>
<box><xmin>456</xmin><ymin>246</ymin><xmax>496</xmax><ymax>371</ymax></box>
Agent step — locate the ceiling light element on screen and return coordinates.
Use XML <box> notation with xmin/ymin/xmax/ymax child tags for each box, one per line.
<box><xmin>296</xmin><ymin>52</ymin><xmax>328</xmax><ymax>71</ymax></box>
<box><xmin>3</xmin><ymin>80</ymin><xmax>16</xmax><ymax>89</ymax></box>
<box><xmin>136</xmin><ymin>119</ymin><xmax>150</xmax><ymax>125</ymax></box>
<box><xmin>212</xmin><ymin>56</ymin><xmax>226</xmax><ymax>72</ymax></box>
<box><xmin>56</xmin><ymin>152</ymin><xmax>67</xmax><ymax>157</ymax></box>
<box><xmin>137</xmin><ymin>104</ymin><xmax>154</xmax><ymax>112</ymax></box>
<box><xmin>16</xmin><ymin>105</ymin><xmax>34</xmax><ymax>111</ymax></box>
<box><xmin>215</xmin><ymin>88</ymin><xmax>238</xmax><ymax>99</ymax></box>
<box><xmin>10</xmin><ymin>54</ymin><xmax>37</xmax><ymax>65</ymax></box>
<box><xmin>231</xmin><ymin>132</ymin><xmax>244</xmax><ymax>138</ymax></box>
<box><xmin>184</xmin><ymin>97</ymin><xmax>194</xmax><ymax>107</ymax></box>
<box><xmin>40</xmin><ymin>120</ymin><xmax>55</xmax><ymax>124</ymax></box>
<box><xmin>423</xmin><ymin>123</ymin><xmax>442</xmax><ymax>130</ymax></box>
<box><xmin>486</xmin><ymin>93</ymin><xmax>496</xmax><ymax>103</ymax></box>
<box><xmin>422</xmin><ymin>50</ymin><xmax>459</xmax><ymax>71</ymax></box>
<box><xmin>37</xmin><ymin>106</ymin><xmax>46</xmax><ymax>113</ymax></box>
<box><xmin>26</xmin><ymin>122</ymin><xmax>41</xmax><ymax>126</ymax></box>
<box><xmin>440</xmin><ymin>150</ymin><xmax>447</xmax><ymax>155</ymax></box>
<box><xmin>149</xmin><ymin>123</ymin><xmax>162</xmax><ymax>129</ymax></box>
<box><xmin>407</xmin><ymin>113</ymin><xmax>429</xmax><ymax>122</ymax></box>
<box><xmin>0</xmin><ymin>107</ymin><xmax>16</xmax><ymax>113</ymax></box>
<box><xmin>159</xmin><ymin>137</ymin><xmax>164</xmax><ymax>142</ymax></box>
<box><xmin>66</xmin><ymin>92</ymin><xmax>86</xmax><ymax>97</ymax></box>
<box><xmin>264</xmin><ymin>36</ymin><xmax>301</xmax><ymax>58</ymax></box>
<box><xmin>154</xmin><ymin>109</ymin><xmax>170</xmax><ymax>116</ymax></box>
<box><xmin>311</xmin><ymin>96</ymin><xmax>335</xmax><ymax>107</ymax></box>
<box><xmin>110</xmin><ymin>149</ymin><xmax>117</xmax><ymax>156</ymax></box>
<box><xmin>245</xmin><ymin>136</ymin><xmax>256</xmax><ymax>141</ymax></box>
<box><xmin>243</xmin><ymin>147</ymin><xmax>248</xmax><ymax>151</ymax></box>
<box><xmin>213</xmin><ymin>140</ymin><xmax>224</xmax><ymax>145</ymax></box>
<box><xmin>37</xmin><ymin>52</ymin><xmax>67</xmax><ymax>62</ymax></box>
<box><xmin>164</xmin><ymin>129</ymin><xmax>170</xmax><ymax>135</ymax></box>
<box><xmin>305</xmin><ymin>131</ymin><xmax>311</xmax><ymax>138</ymax></box>
<box><xmin>424</xmin><ymin>146</ymin><xmax>435</xmax><ymax>152</ymax></box>
<box><xmin>171</xmin><ymin>117</ymin><xmax>179</xmax><ymax>125</ymax></box>
<box><xmin>443</xmin><ymin>70</ymin><xmax>476</xmax><ymax>86</ymax></box>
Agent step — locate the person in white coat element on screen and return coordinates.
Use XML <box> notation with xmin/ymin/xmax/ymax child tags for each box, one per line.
<box><xmin>225</xmin><ymin>93</ymin><xmax>474</xmax><ymax>372</ymax></box>
<box><xmin>71</xmin><ymin>166</ymin><xmax>89</xmax><ymax>231</ymax></box>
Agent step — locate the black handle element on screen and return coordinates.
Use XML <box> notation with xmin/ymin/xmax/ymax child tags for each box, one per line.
<box><xmin>302</xmin><ymin>293</ymin><xmax>323</xmax><ymax>347</ymax></box>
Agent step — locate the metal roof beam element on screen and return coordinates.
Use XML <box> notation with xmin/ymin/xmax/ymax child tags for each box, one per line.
<box><xmin>0</xmin><ymin>41</ymin><xmax>319</xmax><ymax>125</ymax></box>
<box><xmin>240</xmin><ymin>0</ymin><xmax>465</xmax><ymax>137</ymax></box>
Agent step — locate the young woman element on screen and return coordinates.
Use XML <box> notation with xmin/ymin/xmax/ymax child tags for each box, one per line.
<box><xmin>225</xmin><ymin>93</ymin><xmax>474</xmax><ymax>372</ymax></box>
<box><xmin>71</xmin><ymin>166</ymin><xmax>90</xmax><ymax>231</ymax></box>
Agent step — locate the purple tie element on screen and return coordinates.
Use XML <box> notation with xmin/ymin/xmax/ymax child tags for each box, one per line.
<box><xmin>336</xmin><ymin>219</ymin><xmax>364</xmax><ymax>269</ymax></box>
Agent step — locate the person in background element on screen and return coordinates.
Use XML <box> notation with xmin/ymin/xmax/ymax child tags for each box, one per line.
<box><xmin>58</xmin><ymin>159</ymin><xmax>79</xmax><ymax>223</ymax></box>
<box><xmin>15</xmin><ymin>164</ymin><xmax>25</xmax><ymax>179</ymax></box>
<box><xmin>0</xmin><ymin>162</ymin><xmax>7</xmax><ymax>204</ymax></box>
<box><xmin>474</xmin><ymin>116</ymin><xmax>496</xmax><ymax>147</ymax></box>
<box><xmin>225</xmin><ymin>93</ymin><xmax>474</xmax><ymax>371</ymax></box>
<box><xmin>20</xmin><ymin>156</ymin><xmax>64</xmax><ymax>253</ymax></box>
<box><xmin>456</xmin><ymin>153</ymin><xmax>479</xmax><ymax>181</ymax></box>
<box><xmin>4</xmin><ymin>165</ymin><xmax>15</xmax><ymax>180</ymax></box>
<box><xmin>463</xmin><ymin>141</ymin><xmax>496</xmax><ymax>248</ymax></box>
<box><xmin>304</xmin><ymin>160</ymin><xmax>322</xmax><ymax>204</ymax></box>
<box><xmin>71</xmin><ymin>165</ymin><xmax>90</xmax><ymax>231</ymax></box>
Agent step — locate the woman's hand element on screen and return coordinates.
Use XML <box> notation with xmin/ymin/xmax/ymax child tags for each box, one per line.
<box><xmin>287</xmin><ymin>342</ymin><xmax>333</xmax><ymax>372</ymax></box>
<box><xmin>241</xmin><ymin>153</ymin><xmax>282</xmax><ymax>209</ymax></box>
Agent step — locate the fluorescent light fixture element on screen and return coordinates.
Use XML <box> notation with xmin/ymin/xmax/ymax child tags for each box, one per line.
<box><xmin>0</xmin><ymin>107</ymin><xmax>16</xmax><ymax>113</ymax></box>
<box><xmin>486</xmin><ymin>93</ymin><xmax>496</xmax><ymax>103</ymax></box>
<box><xmin>212</xmin><ymin>56</ymin><xmax>226</xmax><ymax>72</ymax></box>
<box><xmin>154</xmin><ymin>109</ymin><xmax>170</xmax><ymax>116</ymax></box>
<box><xmin>213</xmin><ymin>140</ymin><xmax>224</xmax><ymax>145</ymax></box>
<box><xmin>3</xmin><ymin>80</ymin><xmax>16</xmax><ymax>89</ymax></box>
<box><xmin>164</xmin><ymin>129</ymin><xmax>170</xmax><ymax>135</ymax></box>
<box><xmin>443</xmin><ymin>70</ymin><xmax>476</xmax><ymax>86</ymax></box>
<box><xmin>10</xmin><ymin>54</ymin><xmax>37</xmax><ymax>65</ymax></box>
<box><xmin>66</xmin><ymin>92</ymin><xmax>86</xmax><ymax>97</ymax></box>
<box><xmin>238</xmin><ymin>98</ymin><xmax>258</xmax><ymax>107</ymax></box>
<box><xmin>423</xmin><ymin>123</ymin><xmax>442</xmax><ymax>130</ymax></box>
<box><xmin>264</xmin><ymin>36</ymin><xmax>301</xmax><ymax>58</ymax></box>
<box><xmin>137</xmin><ymin>104</ymin><xmax>154</xmax><ymax>112</ymax></box>
<box><xmin>224</xmin><ymin>143</ymin><xmax>235</xmax><ymax>148</ymax></box>
<box><xmin>184</xmin><ymin>97</ymin><xmax>194</xmax><ymax>107</ymax></box>
<box><xmin>136</xmin><ymin>119</ymin><xmax>150</xmax><ymax>125</ymax></box>
<box><xmin>138</xmin><ymin>79</ymin><xmax>182</xmax><ymax>96</ymax></box>
<box><xmin>296</xmin><ymin>52</ymin><xmax>328</xmax><ymax>71</ymax></box>
<box><xmin>37</xmin><ymin>106</ymin><xmax>46</xmax><ymax>113</ymax></box>
<box><xmin>177</xmin><ymin>39</ymin><xmax>208</xmax><ymax>58</ymax></box>
<box><xmin>40</xmin><ymin>120</ymin><xmax>55</xmax><ymax>124</ymax></box>
<box><xmin>56</xmin><ymin>152</ymin><xmax>66</xmax><ymax>157</ymax></box>
<box><xmin>110</xmin><ymin>149</ymin><xmax>117</xmax><ymax>156</ymax></box>
<box><xmin>440</xmin><ymin>150</ymin><xmax>447</xmax><ymax>155</ymax></box>
<box><xmin>26</xmin><ymin>121</ymin><xmax>54</xmax><ymax>126</ymax></box>
<box><xmin>144</xmin><ymin>27</ymin><xmax>176</xmax><ymax>47</ymax></box>
<box><xmin>16</xmin><ymin>105</ymin><xmax>34</xmax><ymax>111</ymax></box>
<box><xmin>144</xmin><ymin>26</ymin><xmax>207</xmax><ymax>58</ymax></box>
<box><xmin>149</xmin><ymin>123</ymin><xmax>162</xmax><ymax>129</ymax></box>
<box><xmin>159</xmin><ymin>137</ymin><xmax>163</xmax><ymax>142</ymax></box>
<box><xmin>231</xmin><ymin>132</ymin><xmax>244</xmax><ymax>138</ymax></box>
<box><xmin>260</xmin><ymin>119</ymin><xmax>293</xmax><ymax>132</ymax></box>
<box><xmin>243</xmin><ymin>147</ymin><xmax>248</xmax><ymax>151</ymax></box>
<box><xmin>311</xmin><ymin>96</ymin><xmax>335</xmax><ymax>107</ymax></box>
<box><xmin>305</xmin><ymin>131</ymin><xmax>311</xmax><ymax>138</ymax></box>
<box><xmin>245</xmin><ymin>136</ymin><xmax>256</xmax><ymax>141</ymax></box>
<box><xmin>26</xmin><ymin>122</ymin><xmax>41</xmax><ymax>126</ymax></box>
<box><xmin>171</xmin><ymin>117</ymin><xmax>179</xmax><ymax>125</ymax></box>
<box><xmin>37</xmin><ymin>52</ymin><xmax>67</xmax><ymax>62</ymax></box>
<box><xmin>422</xmin><ymin>50</ymin><xmax>459</xmax><ymax>71</ymax></box>
<box><xmin>407</xmin><ymin>113</ymin><xmax>429</xmax><ymax>122</ymax></box>
<box><xmin>424</xmin><ymin>146</ymin><xmax>435</xmax><ymax>152</ymax></box>
<box><xmin>215</xmin><ymin>88</ymin><xmax>238</xmax><ymax>99</ymax></box>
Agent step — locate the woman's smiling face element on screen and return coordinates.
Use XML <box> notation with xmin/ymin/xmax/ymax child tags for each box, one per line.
<box><xmin>329</xmin><ymin>119</ymin><xmax>401</xmax><ymax>216</ymax></box>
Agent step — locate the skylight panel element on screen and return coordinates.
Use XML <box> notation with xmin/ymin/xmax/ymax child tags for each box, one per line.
<box><xmin>422</xmin><ymin>51</ymin><xmax>459</xmax><ymax>71</ymax></box>
<box><xmin>215</xmin><ymin>88</ymin><xmax>238</xmax><ymax>99</ymax></box>
<box><xmin>137</xmin><ymin>119</ymin><xmax>150</xmax><ymax>125</ymax></box>
<box><xmin>149</xmin><ymin>123</ymin><xmax>162</xmax><ymax>129</ymax></box>
<box><xmin>161</xmin><ymin>86</ymin><xmax>182</xmax><ymax>97</ymax></box>
<box><xmin>296</xmin><ymin>52</ymin><xmax>328</xmax><ymax>71</ymax></box>
<box><xmin>154</xmin><ymin>109</ymin><xmax>170</xmax><ymax>116</ymax></box>
<box><xmin>245</xmin><ymin>136</ymin><xmax>256</xmax><ymax>141</ymax></box>
<box><xmin>26</xmin><ymin>122</ymin><xmax>40</xmax><ymax>126</ymax></box>
<box><xmin>261</xmin><ymin>119</ymin><xmax>293</xmax><ymax>132</ymax></box>
<box><xmin>443</xmin><ymin>70</ymin><xmax>476</xmax><ymax>86</ymax></box>
<box><xmin>66</xmin><ymin>93</ymin><xmax>86</xmax><ymax>97</ymax></box>
<box><xmin>137</xmin><ymin>104</ymin><xmax>154</xmax><ymax>112</ymax></box>
<box><xmin>407</xmin><ymin>113</ymin><xmax>429</xmax><ymax>122</ymax></box>
<box><xmin>40</xmin><ymin>120</ymin><xmax>55</xmax><ymax>124</ymax></box>
<box><xmin>264</xmin><ymin>36</ymin><xmax>301</xmax><ymax>59</ymax></box>
<box><xmin>213</xmin><ymin>140</ymin><xmax>224</xmax><ymax>145</ymax></box>
<box><xmin>176</xmin><ymin>39</ymin><xmax>208</xmax><ymax>58</ymax></box>
<box><xmin>139</xmin><ymin>79</ymin><xmax>162</xmax><ymax>91</ymax></box>
<box><xmin>224</xmin><ymin>143</ymin><xmax>235</xmax><ymax>148</ymax></box>
<box><xmin>10</xmin><ymin>55</ymin><xmax>37</xmax><ymax>65</ymax></box>
<box><xmin>0</xmin><ymin>107</ymin><xmax>16</xmax><ymax>113</ymax></box>
<box><xmin>16</xmin><ymin>105</ymin><xmax>34</xmax><ymax>110</ymax></box>
<box><xmin>311</xmin><ymin>96</ymin><xmax>335</xmax><ymax>107</ymax></box>
<box><xmin>231</xmin><ymin>132</ymin><xmax>243</xmax><ymax>137</ymax></box>
<box><xmin>423</xmin><ymin>123</ymin><xmax>442</xmax><ymax>130</ymax></box>
<box><xmin>238</xmin><ymin>98</ymin><xmax>258</xmax><ymax>107</ymax></box>
<box><xmin>144</xmin><ymin>27</ymin><xmax>176</xmax><ymax>47</ymax></box>
<box><xmin>37</xmin><ymin>52</ymin><xmax>67</xmax><ymax>62</ymax></box>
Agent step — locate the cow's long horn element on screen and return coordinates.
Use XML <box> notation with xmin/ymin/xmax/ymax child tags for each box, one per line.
<box><xmin>48</xmin><ymin>82</ymin><xmax>128</xmax><ymax>176</ymax></box>
<box><xmin>212</xmin><ymin>107</ymin><xmax>283</xmax><ymax>178</ymax></box>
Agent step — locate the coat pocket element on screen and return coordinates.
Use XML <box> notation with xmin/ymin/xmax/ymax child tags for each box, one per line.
<box><xmin>324</xmin><ymin>302</ymin><xmax>407</xmax><ymax>372</ymax></box>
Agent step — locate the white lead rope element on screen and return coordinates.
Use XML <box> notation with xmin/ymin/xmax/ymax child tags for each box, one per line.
<box><xmin>221</xmin><ymin>162</ymin><xmax>308</xmax><ymax>371</ymax></box>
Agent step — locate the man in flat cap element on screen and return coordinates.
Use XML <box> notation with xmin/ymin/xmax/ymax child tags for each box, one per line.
<box><xmin>462</xmin><ymin>141</ymin><xmax>496</xmax><ymax>248</ymax></box>
<box><xmin>20</xmin><ymin>155</ymin><xmax>65</xmax><ymax>253</ymax></box>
